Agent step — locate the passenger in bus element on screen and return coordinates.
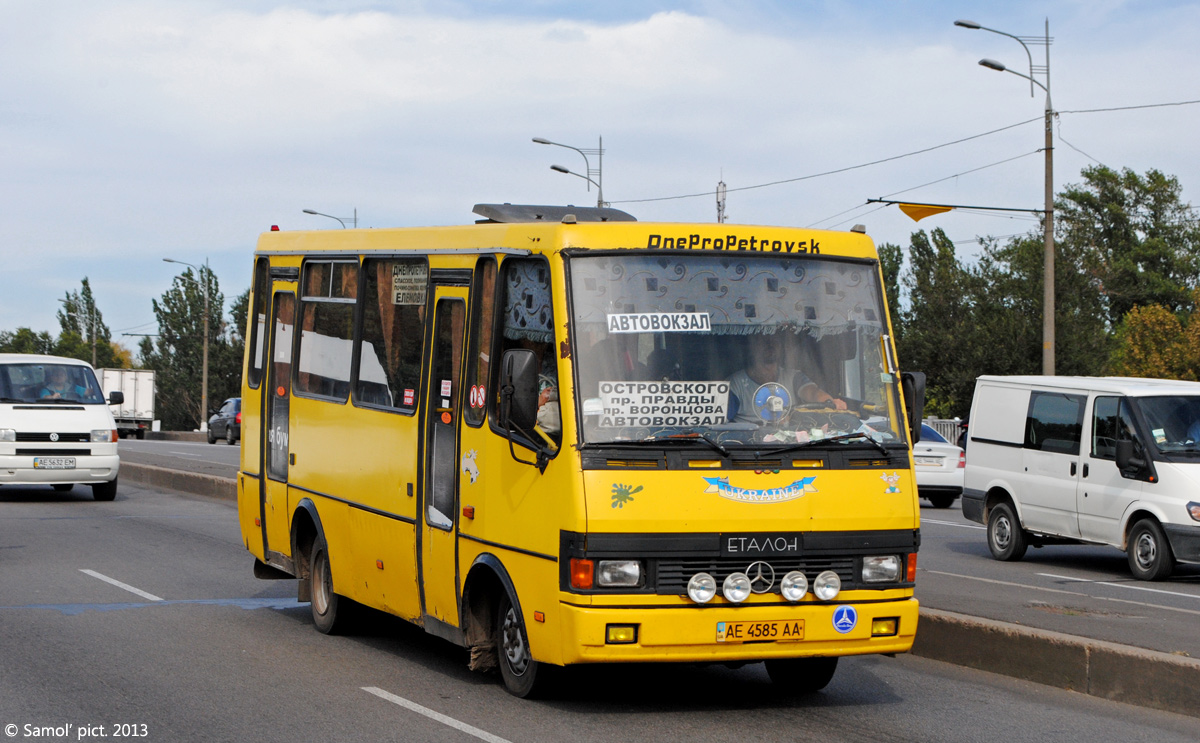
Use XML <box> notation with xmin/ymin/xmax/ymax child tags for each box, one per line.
<box><xmin>728</xmin><ymin>333</ymin><xmax>845</xmax><ymax>424</ymax></box>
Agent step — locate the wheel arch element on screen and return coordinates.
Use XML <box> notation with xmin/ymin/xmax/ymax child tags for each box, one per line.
<box><xmin>984</xmin><ymin>485</ymin><xmax>1021</xmax><ymax>524</ymax></box>
<box><xmin>1121</xmin><ymin>505</ymin><xmax>1170</xmax><ymax>550</ymax></box>
<box><xmin>460</xmin><ymin>553</ymin><xmax>523</xmax><ymax>673</ymax></box>
<box><xmin>291</xmin><ymin>498</ymin><xmax>324</xmax><ymax>600</ymax></box>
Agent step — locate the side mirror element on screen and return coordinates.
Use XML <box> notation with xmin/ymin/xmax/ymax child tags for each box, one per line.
<box><xmin>108</xmin><ymin>391</ymin><xmax>125</xmax><ymax>405</ymax></box>
<box><xmin>500</xmin><ymin>349</ymin><xmax>539</xmax><ymax>434</ymax></box>
<box><xmin>901</xmin><ymin>371</ymin><xmax>926</xmax><ymax>444</ymax></box>
<box><xmin>1115</xmin><ymin>439</ymin><xmax>1145</xmax><ymax>475</ymax></box>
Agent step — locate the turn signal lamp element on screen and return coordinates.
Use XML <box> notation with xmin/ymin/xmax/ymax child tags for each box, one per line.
<box><xmin>605</xmin><ymin>624</ymin><xmax>638</xmax><ymax>644</ymax></box>
<box><xmin>1188</xmin><ymin>502</ymin><xmax>1200</xmax><ymax>522</ymax></box>
<box><xmin>569</xmin><ymin>558</ymin><xmax>594</xmax><ymax>589</ymax></box>
<box><xmin>906</xmin><ymin>553</ymin><xmax>918</xmax><ymax>582</ymax></box>
<box><xmin>872</xmin><ymin>617</ymin><xmax>899</xmax><ymax>637</ymax></box>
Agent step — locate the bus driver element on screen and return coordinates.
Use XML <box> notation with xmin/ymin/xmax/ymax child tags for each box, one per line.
<box><xmin>729</xmin><ymin>333</ymin><xmax>845</xmax><ymax>424</ymax></box>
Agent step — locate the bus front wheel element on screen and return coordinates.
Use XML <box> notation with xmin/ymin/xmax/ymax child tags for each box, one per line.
<box><xmin>765</xmin><ymin>656</ymin><xmax>838</xmax><ymax>692</ymax></box>
<box><xmin>310</xmin><ymin>535</ymin><xmax>346</xmax><ymax>634</ymax></box>
<box><xmin>496</xmin><ymin>593</ymin><xmax>550</xmax><ymax>698</ymax></box>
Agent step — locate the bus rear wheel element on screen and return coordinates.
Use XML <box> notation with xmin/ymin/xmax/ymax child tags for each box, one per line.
<box><xmin>310</xmin><ymin>535</ymin><xmax>347</xmax><ymax>634</ymax></box>
<box><xmin>496</xmin><ymin>593</ymin><xmax>550</xmax><ymax>698</ymax></box>
<box><xmin>765</xmin><ymin>657</ymin><xmax>838</xmax><ymax>693</ymax></box>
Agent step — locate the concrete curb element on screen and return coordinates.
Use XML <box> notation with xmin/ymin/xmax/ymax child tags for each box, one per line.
<box><xmin>912</xmin><ymin>607</ymin><xmax>1200</xmax><ymax>717</ymax></box>
<box><xmin>123</xmin><ymin>462</ymin><xmax>1200</xmax><ymax>718</ymax></box>
<box><xmin>142</xmin><ymin>431</ymin><xmax>209</xmax><ymax>442</ymax></box>
<box><xmin>120</xmin><ymin>462</ymin><xmax>236</xmax><ymax>501</ymax></box>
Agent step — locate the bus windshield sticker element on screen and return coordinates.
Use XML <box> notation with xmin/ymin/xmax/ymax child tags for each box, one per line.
<box><xmin>702</xmin><ymin>476</ymin><xmax>817</xmax><ymax>504</ymax></box>
<box><xmin>391</xmin><ymin>263</ymin><xmax>428</xmax><ymax>305</ymax></box>
<box><xmin>880</xmin><ymin>472</ymin><xmax>901</xmax><ymax>493</ymax></box>
<box><xmin>606</xmin><ymin>312</ymin><xmax>711</xmax><ymax>334</ymax></box>
<box><xmin>598</xmin><ymin>381</ymin><xmax>729</xmax><ymax>428</ymax></box>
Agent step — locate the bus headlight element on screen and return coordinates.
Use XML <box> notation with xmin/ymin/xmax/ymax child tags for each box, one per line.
<box><xmin>862</xmin><ymin>555</ymin><xmax>902</xmax><ymax>583</ymax></box>
<box><xmin>597</xmin><ymin>560</ymin><xmax>642</xmax><ymax>587</ymax></box>
<box><xmin>813</xmin><ymin>570</ymin><xmax>841</xmax><ymax>600</ymax></box>
<box><xmin>780</xmin><ymin>571</ymin><xmax>808</xmax><ymax>602</ymax></box>
<box><xmin>722</xmin><ymin>572</ymin><xmax>751</xmax><ymax>603</ymax></box>
<box><xmin>687</xmin><ymin>573</ymin><xmax>716</xmax><ymax>604</ymax></box>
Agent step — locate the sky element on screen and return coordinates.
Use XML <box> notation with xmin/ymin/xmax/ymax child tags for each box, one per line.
<box><xmin>2</xmin><ymin>0</ymin><xmax>1198</xmax><ymax>352</ymax></box>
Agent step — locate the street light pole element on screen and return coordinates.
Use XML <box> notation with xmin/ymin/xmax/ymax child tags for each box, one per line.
<box><xmin>302</xmin><ymin>209</ymin><xmax>356</xmax><ymax>228</ymax></box>
<box><xmin>163</xmin><ymin>257</ymin><xmax>210</xmax><ymax>431</ymax></box>
<box><xmin>533</xmin><ymin>136</ymin><xmax>606</xmax><ymax>207</ymax></box>
<box><xmin>958</xmin><ymin>19</ymin><xmax>1055</xmax><ymax>375</ymax></box>
<box><xmin>549</xmin><ymin>164</ymin><xmax>604</xmax><ymax>203</ymax></box>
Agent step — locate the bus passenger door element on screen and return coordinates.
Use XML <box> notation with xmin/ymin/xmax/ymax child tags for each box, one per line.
<box><xmin>261</xmin><ymin>291</ymin><xmax>295</xmax><ymax>568</ymax></box>
<box><xmin>420</xmin><ymin>288</ymin><xmax>468</xmax><ymax>628</ymax></box>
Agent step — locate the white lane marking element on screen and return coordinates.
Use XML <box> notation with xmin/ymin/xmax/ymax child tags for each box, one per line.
<box><xmin>167</xmin><ymin>451</ymin><xmax>203</xmax><ymax>458</ymax></box>
<box><xmin>79</xmin><ymin>569</ymin><xmax>164</xmax><ymax>602</ymax></box>
<box><xmin>1038</xmin><ymin>573</ymin><xmax>1200</xmax><ymax>600</ymax></box>
<box><xmin>922</xmin><ymin>518</ymin><xmax>985</xmax><ymax>530</ymax></box>
<box><xmin>922</xmin><ymin>568</ymin><xmax>1200</xmax><ymax>617</ymax></box>
<box><xmin>363</xmin><ymin>687</ymin><xmax>512</xmax><ymax>743</ymax></box>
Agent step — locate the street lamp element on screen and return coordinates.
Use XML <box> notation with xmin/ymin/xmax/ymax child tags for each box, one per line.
<box><xmin>549</xmin><ymin>164</ymin><xmax>605</xmax><ymax>204</ymax></box>
<box><xmin>533</xmin><ymin>136</ymin><xmax>605</xmax><ymax>207</ymax></box>
<box><xmin>163</xmin><ymin>257</ymin><xmax>210</xmax><ymax>431</ymax></box>
<box><xmin>302</xmin><ymin>208</ymin><xmax>358</xmax><ymax>229</ymax></box>
<box><xmin>957</xmin><ymin>18</ymin><xmax>1055</xmax><ymax>375</ymax></box>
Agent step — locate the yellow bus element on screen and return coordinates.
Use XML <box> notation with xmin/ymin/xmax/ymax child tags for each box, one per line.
<box><xmin>237</xmin><ymin>203</ymin><xmax>927</xmax><ymax>697</ymax></box>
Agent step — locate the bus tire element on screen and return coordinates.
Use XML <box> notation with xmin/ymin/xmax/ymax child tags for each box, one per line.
<box><xmin>310</xmin><ymin>534</ymin><xmax>346</xmax><ymax>634</ymax></box>
<box><xmin>496</xmin><ymin>592</ymin><xmax>549</xmax><ymax>698</ymax></box>
<box><xmin>765</xmin><ymin>657</ymin><xmax>838</xmax><ymax>692</ymax></box>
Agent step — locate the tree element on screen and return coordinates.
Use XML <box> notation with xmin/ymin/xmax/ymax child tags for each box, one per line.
<box><xmin>54</xmin><ymin>278</ymin><xmax>124</xmax><ymax>368</ymax></box>
<box><xmin>1058</xmin><ymin>166</ymin><xmax>1200</xmax><ymax>329</ymax></box>
<box><xmin>899</xmin><ymin>228</ymin><xmax>976</xmax><ymax>417</ymax></box>
<box><xmin>0</xmin><ymin>327</ymin><xmax>56</xmax><ymax>355</ymax></box>
<box><xmin>140</xmin><ymin>266</ymin><xmax>231</xmax><ymax>430</ymax></box>
<box><xmin>1109</xmin><ymin>289</ymin><xmax>1200</xmax><ymax>380</ymax></box>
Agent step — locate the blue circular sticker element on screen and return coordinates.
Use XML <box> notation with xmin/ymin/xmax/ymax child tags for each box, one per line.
<box><xmin>752</xmin><ymin>383</ymin><xmax>791</xmax><ymax>422</ymax></box>
<box><xmin>832</xmin><ymin>605</ymin><xmax>858</xmax><ymax>634</ymax></box>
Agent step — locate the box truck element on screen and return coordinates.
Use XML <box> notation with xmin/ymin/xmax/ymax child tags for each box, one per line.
<box><xmin>99</xmin><ymin>368</ymin><xmax>156</xmax><ymax>439</ymax></box>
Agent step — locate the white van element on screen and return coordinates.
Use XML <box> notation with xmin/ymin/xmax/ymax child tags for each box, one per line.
<box><xmin>963</xmin><ymin>375</ymin><xmax>1200</xmax><ymax>581</ymax></box>
<box><xmin>0</xmin><ymin>354</ymin><xmax>123</xmax><ymax>500</ymax></box>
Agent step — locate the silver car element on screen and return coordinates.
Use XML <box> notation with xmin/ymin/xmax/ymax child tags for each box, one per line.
<box><xmin>914</xmin><ymin>423</ymin><xmax>964</xmax><ymax>508</ymax></box>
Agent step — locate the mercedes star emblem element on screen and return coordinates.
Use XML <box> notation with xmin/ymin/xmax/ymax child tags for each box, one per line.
<box><xmin>746</xmin><ymin>560</ymin><xmax>775</xmax><ymax>594</ymax></box>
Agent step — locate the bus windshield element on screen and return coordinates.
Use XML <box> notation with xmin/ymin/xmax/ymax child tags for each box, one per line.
<box><xmin>568</xmin><ymin>253</ymin><xmax>903</xmax><ymax>447</ymax></box>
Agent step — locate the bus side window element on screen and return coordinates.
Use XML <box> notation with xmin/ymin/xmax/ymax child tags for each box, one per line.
<box><xmin>356</xmin><ymin>258</ymin><xmax>428</xmax><ymax>412</ymax></box>
<box><xmin>296</xmin><ymin>260</ymin><xmax>358</xmax><ymax>402</ymax></box>
<box><xmin>495</xmin><ymin>257</ymin><xmax>560</xmax><ymax>445</ymax></box>
<box><xmin>464</xmin><ymin>258</ymin><xmax>496</xmax><ymax>427</ymax></box>
<box><xmin>246</xmin><ymin>257</ymin><xmax>269</xmax><ymax>389</ymax></box>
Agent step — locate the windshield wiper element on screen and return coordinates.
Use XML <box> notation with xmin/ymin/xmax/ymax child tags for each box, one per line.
<box><xmin>759</xmin><ymin>430</ymin><xmax>892</xmax><ymax>459</ymax></box>
<box><xmin>599</xmin><ymin>432</ymin><xmax>732</xmax><ymax>458</ymax></box>
<box><xmin>653</xmin><ymin>431</ymin><xmax>731</xmax><ymax>457</ymax></box>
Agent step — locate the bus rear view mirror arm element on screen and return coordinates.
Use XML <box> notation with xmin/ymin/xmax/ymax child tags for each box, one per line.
<box><xmin>500</xmin><ymin>349</ymin><xmax>550</xmax><ymax>473</ymax></box>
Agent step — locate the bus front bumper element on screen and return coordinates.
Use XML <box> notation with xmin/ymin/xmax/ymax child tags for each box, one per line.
<box><xmin>556</xmin><ymin>597</ymin><xmax>919</xmax><ymax>665</ymax></box>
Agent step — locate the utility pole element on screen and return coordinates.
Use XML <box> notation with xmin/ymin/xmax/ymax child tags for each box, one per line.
<box><xmin>717</xmin><ymin>178</ymin><xmax>727</xmax><ymax>224</ymax></box>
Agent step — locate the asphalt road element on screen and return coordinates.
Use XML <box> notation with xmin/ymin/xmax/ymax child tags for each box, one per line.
<box><xmin>118</xmin><ymin>438</ymin><xmax>240</xmax><ymax>479</ymax></box>
<box><xmin>2</xmin><ymin>481</ymin><xmax>1198</xmax><ymax>742</ymax></box>
<box><xmin>916</xmin><ymin>502</ymin><xmax>1200</xmax><ymax>658</ymax></box>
